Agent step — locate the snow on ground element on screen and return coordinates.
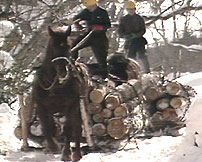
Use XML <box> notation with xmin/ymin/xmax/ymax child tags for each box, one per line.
<box><xmin>0</xmin><ymin>50</ymin><xmax>14</xmax><ymax>69</ymax></box>
<box><xmin>0</xmin><ymin>72</ymin><xmax>202</xmax><ymax>162</ymax></box>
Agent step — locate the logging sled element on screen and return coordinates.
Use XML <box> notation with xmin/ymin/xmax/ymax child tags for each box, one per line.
<box><xmin>14</xmin><ymin>58</ymin><xmax>196</xmax><ymax>152</ymax></box>
<box><xmin>14</xmin><ymin>28</ymin><xmax>196</xmax><ymax>153</ymax></box>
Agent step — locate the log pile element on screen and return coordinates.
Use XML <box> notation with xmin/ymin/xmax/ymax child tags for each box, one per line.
<box><xmin>86</xmin><ymin>78</ymin><xmax>148</xmax><ymax>149</ymax></box>
<box><xmin>141</xmin><ymin>73</ymin><xmax>196</xmax><ymax>134</ymax></box>
<box><xmin>86</xmin><ymin>73</ymin><xmax>195</xmax><ymax>147</ymax></box>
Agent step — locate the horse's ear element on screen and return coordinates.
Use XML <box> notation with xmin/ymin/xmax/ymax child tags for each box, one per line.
<box><xmin>48</xmin><ymin>26</ymin><xmax>56</xmax><ymax>37</ymax></box>
<box><xmin>65</xmin><ymin>25</ymin><xmax>71</xmax><ymax>37</ymax></box>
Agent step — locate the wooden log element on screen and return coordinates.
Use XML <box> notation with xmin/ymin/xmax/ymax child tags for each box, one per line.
<box><xmin>162</xmin><ymin>108</ymin><xmax>178</xmax><ymax>121</ymax></box>
<box><xmin>89</xmin><ymin>87</ymin><xmax>108</xmax><ymax>103</ymax></box>
<box><xmin>88</xmin><ymin>103</ymin><xmax>102</xmax><ymax>114</ymax></box>
<box><xmin>127</xmin><ymin>58</ymin><xmax>142</xmax><ymax>80</ymax></box>
<box><xmin>156</xmin><ymin>98</ymin><xmax>170</xmax><ymax>111</ymax></box>
<box><xmin>107</xmin><ymin>118</ymin><xmax>127</xmax><ymax>139</ymax></box>
<box><xmin>92</xmin><ymin>123</ymin><xmax>106</xmax><ymax>136</ymax></box>
<box><xmin>14</xmin><ymin>125</ymin><xmax>22</xmax><ymax>140</ymax></box>
<box><xmin>150</xmin><ymin>111</ymin><xmax>163</xmax><ymax>122</ymax></box>
<box><xmin>92</xmin><ymin>112</ymin><xmax>104</xmax><ymax>123</ymax></box>
<box><xmin>124</xmin><ymin>98</ymin><xmax>140</xmax><ymax>113</ymax></box>
<box><xmin>101</xmin><ymin>108</ymin><xmax>112</xmax><ymax>118</ymax></box>
<box><xmin>114</xmin><ymin>105</ymin><xmax>128</xmax><ymax>118</ymax></box>
<box><xmin>141</xmin><ymin>73</ymin><xmax>161</xmax><ymax>89</ymax></box>
<box><xmin>104</xmin><ymin>94</ymin><xmax>120</xmax><ymax>110</ymax></box>
<box><xmin>80</xmin><ymin>95</ymin><xmax>94</xmax><ymax>147</ymax></box>
<box><xmin>170</xmin><ymin>97</ymin><xmax>187</xmax><ymax>109</ymax></box>
<box><xmin>104</xmin><ymin>80</ymin><xmax>140</xmax><ymax>110</ymax></box>
<box><xmin>107</xmin><ymin>79</ymin><xmax>116</xmax><ymax>88</ymax></box>
<box><xmin>116</xmin><ymin>81</ymin><xmax>138</xmax><ymax>100</ymax></box>
<box><xmin>150</xmin><ymin>108</ymin><xmax>178</xmax><ymax>122</ymax></box>
<box><xmin>166</xmin><ymin>82</ymin><xmax>182</xmax><ymax>95</ymax></box>
<box><xmin>127</xmin><ymin>79</ymin><xmax>142</xmax><ymax>96</ymax></box>
<box><xmin>30</xmin><ymin>120</ymin><xmax>63</xmax><ymax>137</ymax></box>
<box><xmin>30</xmin><ymin>121</ymin><xmax>43</xmax><ymax>136</ymax></box>
<box><xmin>144</xmin><ymin>87</ymin><xmax>162</xmax><ymax>101</ymax></box>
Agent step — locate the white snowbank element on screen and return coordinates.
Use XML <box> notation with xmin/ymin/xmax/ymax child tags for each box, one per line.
<box><xmin>176</xmin><ymin>72</ymin><xmax>202</xmax><ymax>97</ymax></box>
<box><xmin>0</xmin><ymin>20</ymin><xmax>14</xmax><ymax>47</ymax></box>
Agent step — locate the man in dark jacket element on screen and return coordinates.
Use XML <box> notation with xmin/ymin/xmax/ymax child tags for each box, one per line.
<box><xmin>72</xmin><ymin>0</ymin><xmax>111</xmax><ymax>70</ymax></box>
<box><xmin>118</xmin><ymin>1</ymin><xmax>150</xmax><ymax>73</ymax></box>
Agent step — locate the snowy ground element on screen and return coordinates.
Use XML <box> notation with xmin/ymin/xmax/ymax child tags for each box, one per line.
<box><xmin>1</xmin><ymin>72</ymin><xmax>202</xmax><ymax>162</ymax></box>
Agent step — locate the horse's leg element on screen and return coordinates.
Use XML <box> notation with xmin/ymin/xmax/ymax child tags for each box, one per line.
<box><xmin>71</xmin><ymin>116</ymin><xmax>82</xmax><ymax>162</ymax></box>
<box><xmin>61</xmin><ymin>108</ymin><xmax>82</xmax><ymax>162</ymax></box>
<box><xmin>37</xmin><ymin>106</ymin><xmax>60</xmax><ymax>153</ymax></box>
<box><xmin>61</xmin><ymin>116</ymin><xmax>72</xmax><ymax>161</ymax></box>
<box><xmin>71</xmin><ymin>108</ymin><xmax>82</xmax><ymax>161</ymax></box>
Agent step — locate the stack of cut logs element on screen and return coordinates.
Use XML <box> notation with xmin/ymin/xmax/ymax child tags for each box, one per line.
<box><xmin>141</xmin><ymin>73</ymin><xmax>195</xmax><ymax>132</ymax></box>
<box><xmin>86</xmin><ymin>72</ymin><xmax>196</xmax><ymax>146</ymax></box>
<box><xmin>88</xmin><ymin>79</ymin><xmax>145</xmax><ymax>141</ymax></box>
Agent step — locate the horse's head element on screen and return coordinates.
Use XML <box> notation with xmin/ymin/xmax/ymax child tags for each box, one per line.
<box><xmin>47</xmin><ymin>26</ymin><xmax>73</xmax><ymax>83</ymax></box>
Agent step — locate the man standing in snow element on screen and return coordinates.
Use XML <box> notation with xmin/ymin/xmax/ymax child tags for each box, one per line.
<box><xmin>118</xmin><ymin>1</ymin><xmax>150</xmax><ymax>73</ymax></box>
<box><xmin>71</xmin><ymin>0</ymin><xmax>111</xmax><ymax>72</ymax></box>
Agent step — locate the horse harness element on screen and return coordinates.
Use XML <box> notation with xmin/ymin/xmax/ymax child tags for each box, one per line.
<box><xmin>36</xmin><ymin>57</ymin><xmax>89</xmax><ymax>91</ymax></box>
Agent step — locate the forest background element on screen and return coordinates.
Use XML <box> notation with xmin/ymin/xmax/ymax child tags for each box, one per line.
<box><xmin>0</xmin><ymin>0</ymin><xmax>201</xmax><ymax>105</ymax></box>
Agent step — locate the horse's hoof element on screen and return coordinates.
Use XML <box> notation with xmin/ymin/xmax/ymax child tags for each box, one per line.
<box><xmin>72</xmin><ymin>151</ymin><xmax>82</xmax><ymax>162</ymax></box>
<box><xmin>21</xmin><ymin>146</ymin><xmax>32</xmax><ymax>152</ymax></box>
<box><xmin>44</xmin><ymin>141</ymin><xmax>61</xmax><ymax>154</ymax></box>
<box><xmin>43</xmin><ymin>147</ymin><xmax>60</xmax><ymax>154</ymax></box>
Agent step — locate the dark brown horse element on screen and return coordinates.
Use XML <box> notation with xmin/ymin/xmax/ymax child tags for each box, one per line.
<box><xmin>32</xmin><ymin>26</ymin><xmax>83</xmax><ymax>161</ymax></box>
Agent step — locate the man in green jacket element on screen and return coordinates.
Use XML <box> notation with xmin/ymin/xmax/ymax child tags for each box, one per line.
<box><xmin>118</xmin><ymin>1</ymin><xmax>150</xmax><ymax>73</ymax></box>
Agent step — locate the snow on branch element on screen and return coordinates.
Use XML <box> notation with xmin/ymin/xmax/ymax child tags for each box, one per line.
<box><xmin>144</xmin><ymin>1</ymin><xmax>202</xmax><ymax>26</ymax></box>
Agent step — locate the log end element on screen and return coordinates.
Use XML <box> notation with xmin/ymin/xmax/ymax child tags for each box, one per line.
<box><xmin>105</xmin><ymin>95</ymin><xmax>120</xmax><ymax>110</ymax></box>
<box><xmin>144</xmin><ymin>87</ymin><xmax>160</xmax><ymax>101</ymax></box>
<box><xmin>92</xmin><ymin>123</ymin><xmax>106</xmax><ymax>136</ymax></box>
<box><xmin>89</xmin><ymin>89</ymin><xmax>104</xmax><ymax>104</ymax></box>
<box><xmin>14</xmin><ymin>126</ymin><xmax>22</xmax><ymax>140</ymax></box>
<box><xmin>107</xmin><ymin>118</ymin><xmax>127</xmax><ymax>139</ymax></box>
<box><xmin>166</xmin><ymin>82</ymin><xmax>181</xmax><ymax>95</ymax></box>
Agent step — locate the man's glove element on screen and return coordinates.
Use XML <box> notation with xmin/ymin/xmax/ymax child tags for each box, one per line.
<box><xmin>131</xmin><ymin>33</ymin><xmax>139</xmax><ymax>38</ymax></box>
<box><xmin>91</xmin><ymin>25</ymin><xmax>105</xmax><ymax>31</ymax></box>
<box><xmin>72</xmin><ymin>19</ymin><xmax>84</xmax><ymax>31</ymax></box>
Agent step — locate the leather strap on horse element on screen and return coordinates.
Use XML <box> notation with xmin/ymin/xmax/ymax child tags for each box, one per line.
<box><xmin>37</xmin><ymin>75</ymin><xmax>58</xmax><ymax>91</ymax></box>
<box><xmin>71</xmin><ymin>30</ymin><xmax>94</xmax><ymax>53</ymax></box>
